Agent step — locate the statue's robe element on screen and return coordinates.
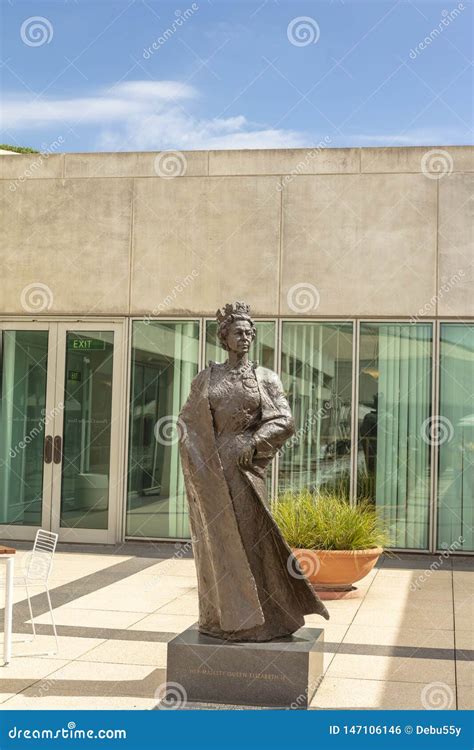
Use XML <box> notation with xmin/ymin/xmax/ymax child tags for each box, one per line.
<box><xmin>178</xmin><ymin>364</ymin><xmax>329</xmax><ymax>640</ymax></box>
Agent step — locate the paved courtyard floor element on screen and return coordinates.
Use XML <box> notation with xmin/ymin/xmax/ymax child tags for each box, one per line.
<box><xmin>0</xmin><ymin>542</ymin><xmax>471</xmax><ymax>710</ymax></box>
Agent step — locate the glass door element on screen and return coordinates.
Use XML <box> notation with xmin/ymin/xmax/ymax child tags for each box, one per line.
<box><xmin>49</xmin><ymin>323</ymin><xmax>124</xmax><ymax>543</ymax></box>
<box><xmin>0</xmin><ymin>321</ymin><xmax>125</xmax><ymax>544</ymax></box>
<box><xmin>0</xmin><ymin>323</ymin><xmax>55</xmax><ymax>540</ymax></box>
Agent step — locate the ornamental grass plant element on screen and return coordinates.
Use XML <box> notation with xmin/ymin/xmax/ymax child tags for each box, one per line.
<box><xmin>272</xmin><ymin>489</ymin><xmax>390</xmax><ymax>551</ymax></box>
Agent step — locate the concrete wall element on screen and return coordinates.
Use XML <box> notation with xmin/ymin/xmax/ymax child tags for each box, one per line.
<box><xmin>1</xmin><ymin>146</ymin><xmax>472</xmax><ymax>318</ymax></box>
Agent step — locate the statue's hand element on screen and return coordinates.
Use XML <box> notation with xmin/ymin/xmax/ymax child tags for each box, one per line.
<box><xmin>238</xmin><ymin>440</ymin><xmax>256</xmax><ymax>469</ymax></box>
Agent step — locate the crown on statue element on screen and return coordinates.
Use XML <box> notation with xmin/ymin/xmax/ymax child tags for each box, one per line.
<box><xmin>216</xmin><ymin>301</ymin><xmax>251</xmax><ymax>325</ymax></box>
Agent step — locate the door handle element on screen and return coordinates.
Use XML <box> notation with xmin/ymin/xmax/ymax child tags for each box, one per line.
<box><xmin>44</xmin><ymin>435</ymin><xmax>53</xmax><ymax>464</ymax></box>
<box><xmin>53</xmin><ymin>435</ymin><xmax>62</xmax><ymax>464</ymax></box>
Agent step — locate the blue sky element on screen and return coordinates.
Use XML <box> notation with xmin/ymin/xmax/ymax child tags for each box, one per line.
<box><xmin>1</xmin><ymin>0</ymin><xmax>472</xmax><ymax>152</ymax></box>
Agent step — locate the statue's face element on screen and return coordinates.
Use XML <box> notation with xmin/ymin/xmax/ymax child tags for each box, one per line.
<box><xmin>226</xmin><ymin>319</ymin><xmax>254</xmax><ymax>354</ymax></box>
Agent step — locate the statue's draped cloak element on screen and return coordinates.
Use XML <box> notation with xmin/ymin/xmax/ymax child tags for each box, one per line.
<box><xmin>178</xmin><ymin>364</ymin><xmax>329</xmax><ymax>639</ymax></box>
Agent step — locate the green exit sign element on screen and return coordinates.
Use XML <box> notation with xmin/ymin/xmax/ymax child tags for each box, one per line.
<box><xmin>69</xmin><ymin>338</ymin><xmax>106</xmax><ymax>351</ymax></box>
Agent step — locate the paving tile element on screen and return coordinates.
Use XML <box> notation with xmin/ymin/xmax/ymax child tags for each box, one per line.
<box><xmin>352</xmin><ymin>604</ymin><xmax>454</xmax><ymax>630</ymax></box>
<box><xmin>343</xmin><ymin>624</ymin><xmax>455</xmax><ymax>649</ymax></box>
<box><xmin>65</xmin><ymin>586</ymin><xmax>186</xmax><ymax>614</ymax></box>
<box><xmin>363</xmin><ymin>586</ymin><xmax>453</xmax><ymax>604</ymax></box>
<box><xmin>2</xmin><ymin>693</ymin><xmax>158</xmax><ymax>710</ymax></box>
<box><xmin>156</xmin><ymin>594</ymin><xmax>199</xmax><ymax>616</ymax></box>
<box><xmin>31</xmin><ymin>606</ymin><xmax>145</xmax><ymax>629</ymax></box>
<box><xmin>454</xmin><ymin>602</ymin><xmax>473</xmax><ymax>630</ymax></box>
<box><xmin>310</xmin><ymin>676</ymin><xmax>453</xmax><ymax>709</ymax></box>
<box><xmin>128</xmin><ymin>613</ymin><xmax>197</xmax><ymax>633</ymax></box>
<box><xmin>77</xmin><ymin>639</ymin><xmax>167</xmax><ymax>667</ymax></box>
<box><xmin>457</xmin><ymin>685</ymin><xmax>473</xmax><ymax>710</ymax></box>
<box><xmin>154</xmin><ymin>560</ymin><xmax>196</xmax><ymax>576</ymax></box>
<box><xmin>11</xmin><ymin>660</ymin><xmax>165</xmax><ymax>700</ymax></box>
<box><xmin>0</xmin><ymin>657</ymin><xmax>69</xmax><ymax>681</ymax></box>
<box><xmin>456</xmin><ymin>630</ymin><xmax>474</xmax><ymax>652</ymax></box>
<box><xmin>127</xmin><ymin>573</ymin><xmax>197</xmax><ymax>590</ymax></box>
<box><xmin>325</xmin><ymin>653</ymin><xmax>456</xmax><ymax>685</ymax></box>
<box><xmin>456</xmin><ymin>660</ymin><xmax>473</xmax><ymax>687</ymax></box>
<box><xmin>0</xmin><ymin>634</ymin><xmax>105</xmax><ymax>661</ymax></box>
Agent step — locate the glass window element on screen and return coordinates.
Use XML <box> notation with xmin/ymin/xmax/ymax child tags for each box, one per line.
<box><xmin>127</xmin><ymin>321</ymin><xmax>199</xmax><ymax>539</ymax></box>
<box><xmin>205</xmin><ymin>320</ymin><xmax>275</xmax><ymax>369</ymax></box>
<box><xmin>0</xmin><ymin>330</ymin><xmax>49</xmax><ymax>526</ymax></box>
<box><xmin>279</xmin><ymin>322</ymin><xmax>353</xmax><ymax>497</ymax></box>
<box><xmin>358</xmin><ymin>323</ymin><xmax>432</xmax><ymax>549</ymax></box>
<box><xmin>438</xmin><ymin>323</ymin><xmax>474</xmax><ymax>552</ymax></box>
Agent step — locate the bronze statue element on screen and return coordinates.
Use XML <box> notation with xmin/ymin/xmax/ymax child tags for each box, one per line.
<box><xmin>178</xmin><ymin>302</ymin><xmax>329</xmax><ymax>641</ymax></box>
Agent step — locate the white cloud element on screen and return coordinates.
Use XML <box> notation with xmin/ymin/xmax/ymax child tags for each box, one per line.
<box><xmin>1</xmin><ymin>81</ymin><xmax>196</xmax><ymax>129</ymax></box>
<box><xmin>346</xmin><ymin>128</ymin><xmax>467</xmax><ymax>146</ymax></box>
<box><xmin>2</xmin><ymin>80</ymin><xmax>309</xmax><ymax>150</ymax></box>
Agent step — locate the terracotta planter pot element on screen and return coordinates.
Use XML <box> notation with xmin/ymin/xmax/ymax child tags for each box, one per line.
<box><xmin>292</xmin><ymin>547</ymin><xmax>383</xmax><ymax>599</ymax></box>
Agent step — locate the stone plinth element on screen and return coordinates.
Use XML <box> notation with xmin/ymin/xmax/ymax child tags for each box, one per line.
<box><xmin>165</xmin><ymin>624</ymin><xmax>324</xmax><ymax>709</ymax></box>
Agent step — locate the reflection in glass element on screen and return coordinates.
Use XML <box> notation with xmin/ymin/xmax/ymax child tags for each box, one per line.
<box><xmin>279</xmin><ymin>323</ymin><xmax>353</xmax><ymax>496</ymax></box>
<box><xmin>0</xmin><ymin>331</ymin><xmax>48</xmax><ymax>526</ymax></box>
<box><xmin>60</xmin><ymin>332</ymin><xmax>114</xmax><ymax>530</ymax></box>
<box><xmin>358</xmin><ymin>323</ymin><xmax>432</xmax><ymax>549</ymax></box>
<box><xmin>205</xmin><ymin>320</ymin><xmax>275</xmax><ymax>369</ymax></box>
<box><xmin>438</xmin><ymin>324</ymin><xmax>474</xmax><ymax>552</ymax></box>
<box><xmin>127</xmin><ymin>321</ymin><xmax>199</xmax><ymax>538</ymax></box>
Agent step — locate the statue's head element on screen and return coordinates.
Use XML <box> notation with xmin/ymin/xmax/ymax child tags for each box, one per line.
<box><xmin>216</xmin><ymin>301</ymin><xmax>256</xmax><ymax>353</ymax></box>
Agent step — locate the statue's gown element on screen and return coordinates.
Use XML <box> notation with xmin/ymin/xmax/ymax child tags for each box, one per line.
<box><xmin>179</xmin><ymin>362</ymin><xmax>329</xmax><ymax>642</ymax></box>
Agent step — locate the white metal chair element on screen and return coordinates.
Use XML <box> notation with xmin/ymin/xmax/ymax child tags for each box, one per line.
<box><xmin>21</xmin><ymin>529</ymin><xmax>59</xmax><ymax>655</ymax></box>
